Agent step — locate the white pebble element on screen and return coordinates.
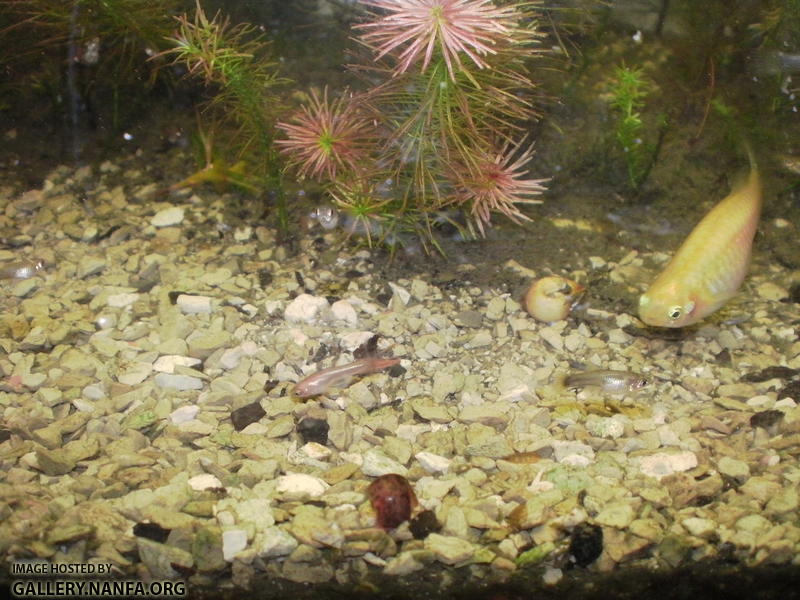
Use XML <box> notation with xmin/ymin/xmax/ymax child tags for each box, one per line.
<box><xmin>188</xmin><ymin>474</ymin><xmax>223</xmax><ymax>491</ymax></box>
<box><xmin>222</xmin><ymin>529</ymin><xmax>248</xmax><ymax>561</ymax></box>
<box><xmin>153</xmin><ymin>355</ymin><xmax>202</xmax><ymax>373</ymax></box>
<box><xmin>300</xmin><ymin>442</ymin><xmax>332</xmax><ymax>460</ymax></box>
<box><xmin>415</xmin><ymin>451</ymin><xmax>451</xmax><ymax>474</ymax></box>
<box><xmin>276</xmin><ymin>473</ymin><xmax>329</xmax><ymax>498</ymax></box>
<box><xmin>388</xmin><ymin>282</ymin><xmax>411</xmax><ymax>305</ymax></box>
<box><xmin>331</xmin><ymin>299</ymin><xmax>358</xmax><ymax>325</ymax></box>
<box><xmin>339</xmin><ymin>331</ymin><xmax>376</xmax><ymax>351</ymax></box>
<box><xmin>284</xmin><ymin>294</ymin><xmax>330</xmax><ymax>323</ymax></box>
<box><xmin>170</xmin><ymin>405</ymin><xmax>200</xmax><ymax>424</ymax></box>
<box><xmin>154</xmin><ymin>373</ymin><xmax>203</xmax><ymax>390</ymax></box>
<box><xmin>151</xmin><ymin>206</ymin><xmax>185</xmax><ymax>227</ymax></box>
<box><xmin>177</xmin><ymin>294</ymin><xmax>213</xmax><ymax>314</ymax></box>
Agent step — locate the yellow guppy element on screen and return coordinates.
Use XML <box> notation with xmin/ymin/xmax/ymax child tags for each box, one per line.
<box><xmin>639</xmin><ymin>153</ymin><xmax>762</xmax><ymax>327</ymax></box>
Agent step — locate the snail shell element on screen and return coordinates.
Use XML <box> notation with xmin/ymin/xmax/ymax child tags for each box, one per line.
<box><xmin>524</xmin><ymin>275</ymin><xmax>584</xmax><ymax>322</ymax></box>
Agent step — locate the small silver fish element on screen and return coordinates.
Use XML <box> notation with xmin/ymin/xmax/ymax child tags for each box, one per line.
<box><xmin>563</xmin><ymin>370</ymin><xmax>649</xmax><ymax>394</ymax></box>
<box><xmin>0</xmin><ymin>260</ymin><xmax>44</xmax><ymax>280</ymax></box>
<box><xmin>751</xmin><ymin>50</ymin><xmax>800</xmax><ymax>75</ymax></box>
<box><xmin>295</xmin><ymin>357</ymin><xmax>400</xmax><ymax>398</ymax></box>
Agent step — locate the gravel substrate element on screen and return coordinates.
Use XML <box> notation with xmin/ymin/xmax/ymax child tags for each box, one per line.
<box><xmin>1</xmin><ymin>158</ymin><xmax>799</xmax><ymax>597</ymax></box>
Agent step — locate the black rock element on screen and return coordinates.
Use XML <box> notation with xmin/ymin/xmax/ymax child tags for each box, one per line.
<box><xmin>569</xmin><ymin>522</ymin><xmax>603</xmax><ymax>567</ymax></box>
<box><xmin>230</xmin><ymin>402</ymin><xmax>266</xmax><ymax>431</ymax></box>
<box><xmin>743</xmin><ymin>366</ymin><xmax>800</xmax><ymax>382</ymax></box>
<box><xmin>133</xmin><ymin>522</ymin><xmax>170</xmax><ymax>543</ymax></box>
<box><xmin>409</xmin><ymin>510</ymin><xmax>440</xmax><ymax>539</ymax></box>
<box><xmin>750</xmin><ymin>409</ymin><xmax>784</xmax><ymax>430</ymax></box>
<box><xmin>297</xmin><ymin>416</ymin><xmax>329</xmax><ymax>445</ymax></box>
<box><xmin>778</xmin><ymin>380</ymin><xmax>800</xmax><ymax>402</ymax></box>
<box><xmin>788</xmin><ymin>282</ymin><xmax>800</xmax><ymax>304</ymax></box>
<box><xmin>257</xmin><ymin>269</ymin><xmax>273</xmax><ymax>288</ymax></box>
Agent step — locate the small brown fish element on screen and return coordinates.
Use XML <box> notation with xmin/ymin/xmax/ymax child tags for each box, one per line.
<box><xmin>501</xmin><ymin>451</ymin><xmax>543</xmax><ymax>464</ymax></box>
<box><xmin>294</xmin><ymin>356</ymin><xmax>400</xmax><ymax>398</ymax></box>
<box><xmin>563</xmin><ymin>370</ymin><xmax>649</xmax><ymax>394</ymax></box>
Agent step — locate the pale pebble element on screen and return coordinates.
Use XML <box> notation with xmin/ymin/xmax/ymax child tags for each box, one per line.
<box><xmin>154</xmin><ymin>373</ymin><xmax>203</xmax><ymax>391</ymax></box>
<box><xmin>188</xmin><ymin>474</ymin><xmax>223</xmax><ymax>491</ymax></box>
<box><xmin>107</xmin><ymin>293</ymin><xmax>139</xmax><ymax>308</ymax></box>
<box><xmin>276</xmin><ymin>473</ymin><xmax>329</xmax><ymax>498</ymax></box>
<box><xmin>284</xmin><ymin>294</ymin><xmax>330</xmax><ymax>323</ymax></box>
<box><xmin>151</xmin><ymin>206</ymin><xmax>185</xmax><ymax>227</ymax></box>
<box><xmin>170</xmin><ymin>405</ymin><xmax>200</xmax><ymax>424</ymax></box>
<box><xmin>639</xmin><ymin>451</ymin><xmax>697</xmax><ymax>480</ymax></box>
<box><xmin>177</xmin><ymin>294</ymin><xmax>213</xmax><ymax>314</ymax></box>
<box><xmin>222</xmin><ymin>529</ymin><xmax>248</xmax><ymax>561</ymax></box>
<box><xmin>153</xmin><ymin>355</ymin><xmax>202</xmax><ymax>373</ymax></box>
<box><xmin>415</xmin><ymin>451</ymin><xmax>452</xmax><ymax>474</ymax></box>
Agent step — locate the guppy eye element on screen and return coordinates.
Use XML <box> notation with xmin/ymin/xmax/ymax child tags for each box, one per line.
<box><xmin>668</xmin><ymin>306</ymin><xmax>683</xmax><ymax>320</ymax></box>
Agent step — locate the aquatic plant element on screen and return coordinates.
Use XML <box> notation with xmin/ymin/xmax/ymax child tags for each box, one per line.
<box><xmin>607</xmin><ymin>64</ymin><xmax>662</xmax><ymax>191</ymax></box>
<box><xmin>278</xmin><ymin>0</ymin><xmax>547</xmax><ymax>250</ymax></box>
<box><xmin>0</xmin><ymin>0</ymin><xmax>181</xmax><ymax>157</ymax></box>
<box><xmin>159</xmin><ymin>1</ymin><xmax>289</xmax><ymax>226</ymax></box>
<box><xmin>276</xmin><ymin>87</ymin><xmax>373</xmax><ymax>182</ymax></box>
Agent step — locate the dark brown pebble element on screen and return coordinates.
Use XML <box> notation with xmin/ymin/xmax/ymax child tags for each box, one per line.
<box><xmin>568</xmin><ymin>523</ymin><xmax>603</xmax><ymax>567</ymax></box>
<box><xmin>742</xmin><ymin>366</ymin><xmax>800</xmax><ymax>382</ymax></box>
<box><xmin>750</xmin><ymin>410</ymin><xmax>784</xmax><ymax>430</ymax></box>
<box><xmin>230</xmin><ymin>402</ymin><xmax>266</xmax><ymax>431</ymax></box>
<box><xmin>353</xmin><ymin>334</ymin><xmax>380</xmax><ymax>358</ymax></box>
<box><xmin>409</xmin><ymin>510</ymin><xmax>440</xmax><ymax>539</ymax></box>
<box><xmin>297</xmin><ymin>416</ymin><xmax>329</xmax><ymax>445</ymax></box>
<box><xmin>787</xmin><ymin>282</ymin><xmax>800</xmax><ymax>304</ymax></box>
<box><xmin>778</xmin><ymin>380</ymin><xmax>800</xmax><ymax>402</ymax></box>
<box><xmin>622</xmin><ymin>324</ymin><xmax>689</xmax><ymax>341</ymax></box>
<box><xmin>133</xmin><ymin>522</ymin><xmax>170</xmax><ymax>543</ymax></box>
<box><xmin>258</xmin><ymin>269</ymin><xmax>273</xmax><ymax>288</ymax></box>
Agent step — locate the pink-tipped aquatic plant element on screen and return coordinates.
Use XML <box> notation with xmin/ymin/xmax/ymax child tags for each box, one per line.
<box><xmin>276</xmin><ymin>87</ymin><xmax>373</xmax><ymax>182</ymax></box>
<box><xmin>357</xmin><ymin>0</ymin><xmax>524</xmax><ymax>81</ymax></box>
<box><xmin>451</xmin><ymin>139</ymin><xmax>547</xmax><ymax>235</ymax></box>
<box><xmin>278</xmin><ymin>0</ymin><xmax>547</xmax><ymax>250</ymax></box>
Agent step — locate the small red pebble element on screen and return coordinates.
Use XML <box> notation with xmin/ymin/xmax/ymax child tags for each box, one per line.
<box><xmin>367</xmin><ymin>474</ymin><xmax>418</xmax><ymax>530</ymax></box>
